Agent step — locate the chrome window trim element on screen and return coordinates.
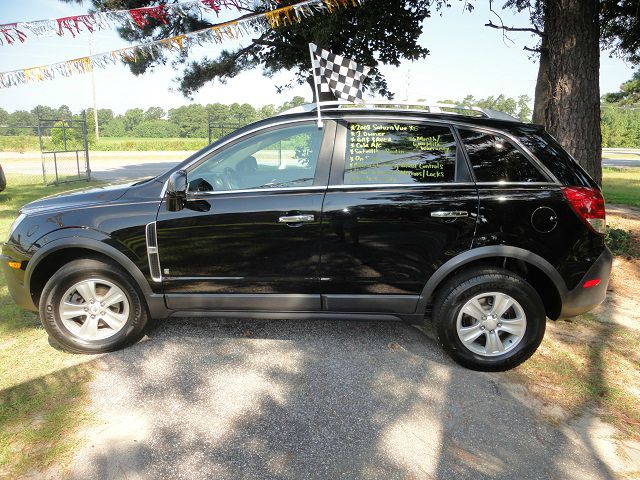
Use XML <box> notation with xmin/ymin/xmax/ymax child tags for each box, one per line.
<box><xmin>160</xmin><ymin>118</ymin><xmax>335</xmax><ymax>198</ymax></box>
<box><xmin>186</xmin><ymin>185</ymin><xmax>328</xmax><ymax>197</ymax></box>
<box><xmin>327</xmin><ymin>182</ymin><xmax>477</xmax><ymax>189</ymax></box>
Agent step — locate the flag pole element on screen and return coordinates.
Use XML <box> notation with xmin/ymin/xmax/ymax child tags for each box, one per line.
<box><xmin>309</xmin><ymin>43</ymin><xmax>323</xmax><ymax>129</ymax></box>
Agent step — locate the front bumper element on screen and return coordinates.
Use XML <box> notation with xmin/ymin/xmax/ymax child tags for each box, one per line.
<box><xmin>559</xmin><ymin>248</ymin><xmax>613</xmax><ymax>319</ymax></box>
<box><xmin>1</xmin><ymin>245</ymin><xmax>36</xmax><ymax>312</ymax></box>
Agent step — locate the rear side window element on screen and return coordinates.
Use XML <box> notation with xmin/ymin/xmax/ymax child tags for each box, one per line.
<box><xmin>458</xmin><ymin>128</ymin><xmax>547</xmax><ymax>183</ymax></box>
<box><xmin>344</xmin><ymin>122</ymin><xmax>457</xmax><ymax>184</ymax></box>
<box><xmin>512</xmin><ymin>129</ymin><xmax>597</xmax><ymax>188</ymax></box>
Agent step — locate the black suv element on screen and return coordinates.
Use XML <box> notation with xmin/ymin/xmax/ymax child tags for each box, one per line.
<box><xmin>1</xmin><ymin>103</ymin><xmax>611</xmax><ymax>371</ymax></box>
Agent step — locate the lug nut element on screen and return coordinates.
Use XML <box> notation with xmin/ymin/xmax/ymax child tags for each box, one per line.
<box><xmin>497</xmin><ymin>323</ymin><xmax>502</xmax><ymax>327</ymax></box>
<box><xmin>91</xmin><ymin>314</ymin><xmax>95</xmax><ymax>319</ymax></box>
<box><xmin>480</xmin><ymin>326</ymin><xmax>485</xmax><ymax>330</ymax></box>
<box><xmin>490</xmin><ymin>330</ymin><xmax>495</xmax><ymax>334</ymax></box>
<box><xmin>90</xmin><ymin>299</ymin><xmax>95</xmax><ymax>304</ymax></box>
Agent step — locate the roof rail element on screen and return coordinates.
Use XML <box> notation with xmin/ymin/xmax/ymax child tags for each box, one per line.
<box><xmin>277</xmin><ymin>101</ymin><xmax>520</xmax><ymax>122</ymax></box>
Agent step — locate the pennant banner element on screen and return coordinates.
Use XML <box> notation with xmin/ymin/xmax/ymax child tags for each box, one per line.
<box><xmin>0</xmin><ymin>0</ymin><xmax>362</xmax><ymax>89</ymax></box>
<box><xmin>0</xmin><ymin>0</ymin><xmax>252</xmax><ymax>46</ymax></box>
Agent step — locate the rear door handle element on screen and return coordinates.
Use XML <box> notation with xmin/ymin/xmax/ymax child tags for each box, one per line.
<box><xmin>430</xmin><ymin>211</ymin><xmax>469</xmax><ymax>218</ymax></box>
<box><xmin>279</xmin><ymin>214</ymin><xmax>315</xmax><ymax>224</ymax></box>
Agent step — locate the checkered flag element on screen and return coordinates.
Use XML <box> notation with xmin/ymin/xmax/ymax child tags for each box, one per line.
<box><xmin>309</xmin><ymin>43</ymin><xmax>370</xmax><ymax>103</ymax></box>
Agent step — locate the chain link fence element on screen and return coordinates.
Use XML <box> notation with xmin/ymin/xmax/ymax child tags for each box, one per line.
<box><xmin>0</xmin><ymin>111</ymin><xmax>90</xmax><ymax>187</ymax></box>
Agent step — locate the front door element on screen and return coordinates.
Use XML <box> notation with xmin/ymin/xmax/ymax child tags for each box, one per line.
<box><xmin>156</xmin><ymin>120</ymin><xmax>335</xmax><ymax>311</ymax></box>
<box><xmin>319</xmin><ymin>118</ymin><xmax>478</xmax><ymax>314</ymax></box>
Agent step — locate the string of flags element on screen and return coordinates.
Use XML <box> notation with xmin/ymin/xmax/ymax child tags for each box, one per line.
<box><xmin>0</xmin><ymin>0</ymin><xmax>363</xmax><ymax>89</ymax></box>
<box><xmin>0</xmin><ymin>0</ymin><xmax>252</xmax><ymax>46</ymax></box>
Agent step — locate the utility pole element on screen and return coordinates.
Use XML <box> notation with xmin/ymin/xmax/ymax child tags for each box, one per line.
<box><xmin>89</xmin><ymin>38</ymin><xmax>99</xmax><ymax>140</ymax></box>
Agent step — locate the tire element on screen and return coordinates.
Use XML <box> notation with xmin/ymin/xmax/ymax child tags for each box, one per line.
<box><xmin>432</xmin><ymin>267</ymin><xmax>546</xmax><ymax>372</ymax></box>
<box><xmin>39</xmin><ymin>258</ymin><xmax>148</xmax><ymax>354</ymax></box>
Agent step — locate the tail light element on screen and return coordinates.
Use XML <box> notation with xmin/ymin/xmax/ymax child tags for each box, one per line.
<box><xmin>562</xmin><ymin>187</ymin><xmax>606</xmax><ymax>234</ymax></box>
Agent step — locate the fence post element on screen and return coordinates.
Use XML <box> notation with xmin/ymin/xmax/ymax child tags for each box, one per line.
<box><xmin>81</xmin><ymin>110</ymin><xmax>91</xmax><ymax>181</ymax></box>
<box><xmin>37</xmin><ymin>107</ymin><xmax>46</xmax><ymax>185</ymax></box>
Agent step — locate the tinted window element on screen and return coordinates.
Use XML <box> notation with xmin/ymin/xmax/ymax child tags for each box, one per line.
<box><xmin>458</xmin><ymin>128</ymin><xmax>547</xmax><ymax>183</ymax></box>
<box><xmin>188</xmin><ymin>124</ymin><xmax>323</xmax><ymax>192</ymax></box>
<box><xmin>511</xmin><ymin>128</ymin><xmax>597</xmax><ymax>188</ymax></box>
<box><xmin>344</xmin><ymin>122</ymin><xmax>457</xmax><ymax>184</ymax></box>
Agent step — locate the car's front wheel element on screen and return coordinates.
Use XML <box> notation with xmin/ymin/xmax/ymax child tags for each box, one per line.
<box><xmin>432</xmin><ymin>267</ymin><xmax>546</xmax><ymax>371</ymax></box>
<box><xmin>39</xmin><ymin>258</ymin><xmax>148</xmax><ymax>353</ymax></box>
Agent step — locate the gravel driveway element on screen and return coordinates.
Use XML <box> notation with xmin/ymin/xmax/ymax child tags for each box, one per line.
<box><xmin>67</xmin><ymin>317</ymin><xmax>616</xmax><ymax>480</ymax></box>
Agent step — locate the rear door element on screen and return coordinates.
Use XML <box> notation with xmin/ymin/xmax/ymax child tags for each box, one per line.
<box><xmin>319</xmin><ymin>117</ymin><xmax>478</xmax><ymax>314</ymax></box>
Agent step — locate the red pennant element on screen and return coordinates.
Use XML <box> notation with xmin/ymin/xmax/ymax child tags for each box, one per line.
<box><xmin>130</xmin><ymin>4</ymin><xmax>169</xmax><ymax>28</ymax></box>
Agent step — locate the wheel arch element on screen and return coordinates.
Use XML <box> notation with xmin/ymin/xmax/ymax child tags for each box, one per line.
<box><xmin>417</xmin><ymin>246</ymin><xmax>568</xmax><ymax>320</ymax></box>
<box><xmin>26</xmin><ymin>237</ymin><xmax>155</xmax><ymax>311</ymax></box>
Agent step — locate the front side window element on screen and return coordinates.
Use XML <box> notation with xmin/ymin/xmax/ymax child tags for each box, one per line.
<box><xmin>344</xmin><ymin>122</ymin><xmax>457</xmax><ymax>185</ymax></box>
<box><xmin>188</xmin><ymin>123</ymin><xmax>323</xmax><ymax>192</ymax></box>
<box><xmin>458</xmin><ymin>128</ymin><xmax>547</xmax><ymax>183</ymax></box>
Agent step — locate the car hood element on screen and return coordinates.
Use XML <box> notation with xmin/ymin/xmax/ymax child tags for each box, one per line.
<box><xmin>22</xmin><ymin>182</ymin><xmax>132</xmax><ymax>214</ymax></box>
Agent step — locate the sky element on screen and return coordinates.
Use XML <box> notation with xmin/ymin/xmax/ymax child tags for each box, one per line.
<box><xmin>0</xmin><ymin>0</ymin><xmax>636</xmax><ymax>114</ymax></box>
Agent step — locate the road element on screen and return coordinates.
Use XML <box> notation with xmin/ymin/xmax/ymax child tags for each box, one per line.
<box><xmin>0</xmin><ymin>151</ymin><xmax>638</xmax><ymax>183</ymax></box>
<box><xmin>62</xmin><ymin>318</ymin><xmax>617</xmax><ymax>480</ymax></box>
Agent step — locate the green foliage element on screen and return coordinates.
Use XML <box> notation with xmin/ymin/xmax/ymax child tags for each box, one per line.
<box><xmin>605</xmin><ymin>226</ymin><xmax>637</xmax><ymax>257</ymax></box>
<box><xmin>102</xmin><ymin>117</ymin><xmax>126</xmax><ymax>137</ymax></box>
<box><xmin>601</xmin><ymin>105</ymin><xmax>640</xmax><ymax>148</ymax></box>
<box><xmin>50</xmin><ymin>121</ymin><xmax>85</xmax><ymax>150</ymax></box>
<box><xmin>144</xmin><ymin>106</ymin><xmax>166</xmax><ymax>121</ymax></box>
<box><xmin>132</xmin><ymin>120</ymin><xmax>179</xmax><ymax>138</ymax></box>
<box><xmin>76</xmin><ymin>0</ymin><xmax>432</xmax><ymax>99</ymax></box>
<box><xmin>603</xmin><ymin>71</ymin><xmax>640</xmax><ymax>106</ymax></box>
<box><xmin>123</xmin><ymin>108</ymin><xmax>144</xmax><ymax>133</ymax></box>
<box><xmin>439</xmin><ymin>94</ymin><xmax>533</xmax><ymax>122</ymax></box>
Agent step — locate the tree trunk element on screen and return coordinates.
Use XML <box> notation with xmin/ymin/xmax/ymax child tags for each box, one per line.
<box><xmin>532</xmin><ymin>38</ymin><xmax>550</xmax><ymax>125</ymax></box>
<box><xmin>541</xmin><ymin>0</ymin><xmax>602</xmax><ymax>185</ymax></box>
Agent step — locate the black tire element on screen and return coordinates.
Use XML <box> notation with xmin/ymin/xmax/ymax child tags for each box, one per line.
<box><xmin>39</xmin><ymin>258</ymin><xmax>148</xmax><ymax>354</ymax></box>
<box><xmin>432</xmin><ymin>267</ymin><xmax>546</xmax><ymax>372</ymax></box>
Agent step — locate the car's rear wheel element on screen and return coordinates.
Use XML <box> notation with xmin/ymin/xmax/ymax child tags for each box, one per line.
<box><xmin>39</xmin><ymin>258</ymin><xmax>148</xmax><ymax>353</ymax></box>
<box><xmin>432</xmin><ymin>267</ymin><xmax>546</xmax><ymax>371</ymax></box>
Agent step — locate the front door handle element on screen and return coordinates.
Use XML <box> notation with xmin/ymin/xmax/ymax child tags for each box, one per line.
<box><xmin>279</xmin><ymin>214</ymin><xmax>315</xmax><ymax>224</ymax></box>
<box><xmin>430</xmin><ymin>211</ymin><xmax>469</xmax><ymax>218</ymax></box>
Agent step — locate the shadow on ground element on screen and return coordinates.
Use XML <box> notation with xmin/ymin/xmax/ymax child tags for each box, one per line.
<box><xmin>55</xmin><ymin>317</ymin><xmax>618</xmax><ymax>480</ymax></box>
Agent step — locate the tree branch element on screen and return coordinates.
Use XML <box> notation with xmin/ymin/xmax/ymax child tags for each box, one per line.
<box><xmin>485</xmin><ymin>20</ymin><xmax>545</xmax><ymax>37</ymax></box>
<box><xmin>252</xmin><ymin>38</ymin><xmax>298</xmax><ymax>49</ymax></box>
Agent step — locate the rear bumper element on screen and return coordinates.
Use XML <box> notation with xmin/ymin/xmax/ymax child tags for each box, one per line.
<box><xmin>558</xmin><ymin>248</ymin><xmax>612</xmax><ymax>319</ymax></box>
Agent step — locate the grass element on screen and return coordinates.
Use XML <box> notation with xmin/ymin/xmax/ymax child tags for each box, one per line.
<box><xmin>507</xmin><ymin>313</ymin><xmax>640</xmax><ymax>440</ymax></box>
<box><xmin>602</xmin><ymin>167</ymin><xmax>640</xmax><ymax>207</ymax></box>
<box><xmin>602</xmin><ymin>152</ymin><xmax>640</xmax><ymax>160</ymax></box>
<box><xmin>0</xmin><ymin>135</ymin><xmax>208</xmax><ymax>152</ymax></box>
<box><xmin>0</xmin><ymin>175</ymin><xmax>102</xmax><ymax>478</ymax></box>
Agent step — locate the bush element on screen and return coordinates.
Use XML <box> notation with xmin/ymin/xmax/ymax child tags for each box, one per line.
<box><xmin>132</xmin><ymin>120</ymin><xmax>179</xmax><ymax>138</ymax></box>
<box><xmin>605</xmin><ymin>226</ymin><xmax>638</xmax><ymax>257</ymax></box>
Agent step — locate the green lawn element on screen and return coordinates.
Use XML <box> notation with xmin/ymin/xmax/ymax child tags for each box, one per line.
<box><xmin>0</xmin><ymin>135</ymin><xmax>209</xmax><ymax>153</ymax></box>
<box><xmin>602</xmin><ymin>167</ymin><xmax>640</xmax><ymax>207</ymax></box>
<box><xmin>0</xmin><ymin>177</ymin><xmax>101</xmax><ymax>477</ymax></box>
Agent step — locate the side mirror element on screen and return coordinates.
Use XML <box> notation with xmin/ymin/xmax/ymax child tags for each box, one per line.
<box><xmin>166</xmin><ymin>170</ymin><xmax>188</xmax><ymax>212</ymax></box>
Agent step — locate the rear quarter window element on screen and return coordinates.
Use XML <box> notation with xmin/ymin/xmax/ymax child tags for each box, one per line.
<box><xmin>510</xmin><ymin>129</ymin><xmax>598</xmax><ymax>188</ymax></box>
<box><xmin>458</xmin><ymin>128</ymin><xmax>548</xmax><ymax>183</ymax></box>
